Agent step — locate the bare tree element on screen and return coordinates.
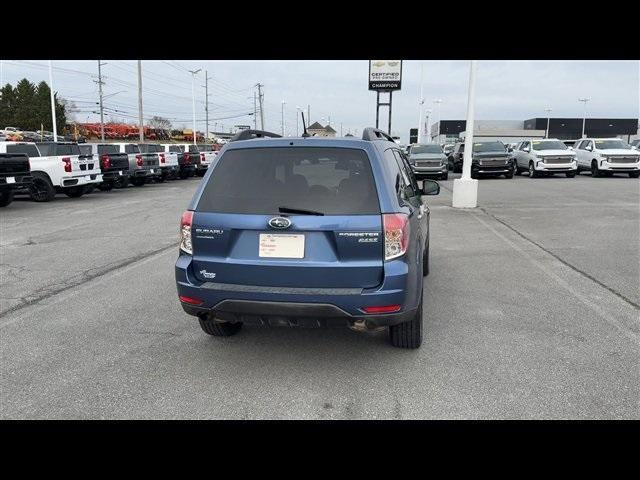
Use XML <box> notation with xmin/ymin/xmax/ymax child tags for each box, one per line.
<box><xmin>149</xmin><ymin>115</ymin><xmax>172</xmax><ymax>130</ymax></box>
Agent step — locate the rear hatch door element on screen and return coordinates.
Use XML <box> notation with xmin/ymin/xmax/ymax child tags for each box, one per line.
<box><xmin>191</xmin><ymin>146</ymin><xmax>383</xmax><ymax>289</ymax></box>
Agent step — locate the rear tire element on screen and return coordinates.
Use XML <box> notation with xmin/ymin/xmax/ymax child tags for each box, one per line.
<box><xmin>130</xmin><ymin>177</ymin><xmax>146</xmax><ymax>187</ymax></box>
<box><xmin>505</xmin><ymin>171</ymin><xmax>514</xmax><ymax>179</ymax></box>
<box><xmin>180</xmin><ymin>169</ymin><xmax>189</xmax><ymax>179</ymax></box>
<box><xmin>198</xmin><ymin>317</ymin><xmax>242</xmax><ymax>337</ymax></box>
<box><xmin>63</xmin><ymin>186</ymin><xmax>86</xmax><ymax>198</ymax></box>
<box><xmin>29</xmin><ymin>172</ymin><xmax>56</xmax><ymax>202</ymax></box>
<box><xmin>440</xmin><ymin>171</ymin><xmax>448</xmax><ymax>180</ymax></box>
<box><xmin>389</xmin><ymin>289</ymin><xmax>423</xmax><ymax>349</ymax></box>
<box><xmin>84</xmin><ymin>185</ymin><xmax>95</xmax><ymax>194</ymax></box>
<box><xmin>0</xmin><ymin>190</ymin><xmax>14</xmax><ymax>207</ymax></box>
<box><xmin>97</xmin><ymin>182</ymin><xmax>113</xmax><ymax>191</ymax></box>
<box><xmin>630</xmin><ymin>171</ymin><xmax>640</xmax><ymax>178</ymax></box>
<box><xmin>566</xmin><ymin>172</ymin><xmax>576</xmax><ymax>178</ymax></box>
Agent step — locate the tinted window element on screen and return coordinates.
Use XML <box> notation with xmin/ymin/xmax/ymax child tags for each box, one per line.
<box><xmin>6</xmin><ymin>143</ymin><xmax>40</xmax><ymax>157</ymax></box>
<box><xmin>125</xmin><ymin>144</ymin><xmax>140</xmax><ymax>154</ymax></box>
<box><xmin>188</xmin><ymin>145</ymin><xmax>200</xmax><ymax>153</ymax></box>
<box><xmin>169</xmin><ymin>145</ymin><xmax>183</xmax><ymax>153</ymax></box>
<box><xmin>79</xmin><ymin>145</ymin><xmax>92</xmax><ymax>155</ymax></box>
<box><xmin>197</xmin><ymin>147</ymin><xmax>380</xmax><ymax>215</ymax></box>
<box><xmin>97</xmin><ymin>144</ymin><xmax>120</xmax><ymax>155</ymax></box>
<box><xmin>37</xmin><ymin>143</ymin><xmax>81</xmax><ymax>156</ymax></box>
<box><xmin>139</xmin><ymin>144</ymin><xmax>162</xmax><ymax>153</ymax></box>
<box><xmin>473</xmin><ymin>142</ymin><xmax>505</xmax><ymax>153</ymax></box>
<box><xmin>410</xmin><ymin>145</ymin><xmax>442</xmax><ymax>154</ymax></box>
<box><xmin>197</xmin><ymin>144</ymin><xmax>213</xmax><ymax>151</ymax></box>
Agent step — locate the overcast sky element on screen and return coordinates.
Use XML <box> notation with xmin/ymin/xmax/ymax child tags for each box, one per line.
<box><xmin>1</xmin><ymin>60</ymin><xmax>638</xmax><ymax>143</ymax></box>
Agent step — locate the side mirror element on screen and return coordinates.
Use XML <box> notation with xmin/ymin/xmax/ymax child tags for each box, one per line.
<box><xmin>507</xmin><ymin>147</ymin><xmax>513</xmax><ymax>153</ymax></box>
<box><xmin>421</xmin><ymin>179</ymin><xmax>440</xmax><ymax>196</ymax></box>
<box><xmin>523</xmin><ymin>147</ymin><xmax>530</xmax><ymax>153</ymax></box>
<box><xmin>586</xmin><ymin>145</ymin><xmax>593</xmax><ymax>152</ymax></box>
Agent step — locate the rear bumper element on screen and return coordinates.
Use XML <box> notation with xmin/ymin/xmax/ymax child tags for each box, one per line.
<box><xmin>175</xmin><ymin>253</ymin><xmax>415</xmax><ymax>328</ymax></box>
<box><xmin>59</xmin><ymin>173</ymin><xmax>103</xmax><ymax>187</ymax></box>
<box><xmin>0</xmin><ymin>174</ymin><xmax>33</xmax><ymax>189</ymax></box>
<box><xmin>101</xmin><ymin>170</ymin><xmax>130</xmax><ymax>181</ymax></box>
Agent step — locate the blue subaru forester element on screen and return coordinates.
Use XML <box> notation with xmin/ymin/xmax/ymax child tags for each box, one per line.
<box><xmin>175</xmin><ymin>128</ymin><xmax>440</xmax><ymax>348</ymax></box>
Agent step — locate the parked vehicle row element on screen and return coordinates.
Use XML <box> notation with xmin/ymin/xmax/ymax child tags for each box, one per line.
<box><xmin>0</xmin><ymin>140</ymin><xmax>208</xmax><ymax>206</ymax></box>
<box><xmin>406</xmin><ymin>138</ymin><xmax>640</xmax><ymax>180</ymax></box>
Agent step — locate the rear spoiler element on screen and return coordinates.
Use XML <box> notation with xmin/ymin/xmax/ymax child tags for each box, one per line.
<box><xmin>229</xmin><ymin>130</ymin><xmax>281</xmax><ymax>142</ymax></box>
<box><xmin>362</xmin><ymin>127</ymin><xmax>396</xmax><ymax>143</ymax></box>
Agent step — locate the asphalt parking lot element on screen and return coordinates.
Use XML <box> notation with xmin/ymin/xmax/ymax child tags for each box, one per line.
<box><xmin>1</xmin><ymin>173</ymin><xmax>638</xmax><ymax>419</ymax></box>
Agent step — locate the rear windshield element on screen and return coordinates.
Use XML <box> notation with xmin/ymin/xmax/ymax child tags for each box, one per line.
<box><xmin>6</xmin><ymin>143</ymin><xmax>40</xmax><ymax>157</ymax></box>
<box><xmin>197</xmin><ymin>147</ymin><xmax>380</xmax><ymax>215</ymax></box>
<box><xmin>125</xmin><ymin>144</ymin><xmax>141</xmax><ymax>154</ymax></box>
<box><xmin>411</xmin><ymin>145</ymin><xmax>442</xmax><ymax>154</ymax></box>
<box><xmin>188</xmin><ymin>145</ymin><xmax>200</xmax><ymax>153</ymax></box>
<box><xmin>37</xmin><ymin>143</ymin><xmax>81</xmax><ymax>156</ymax></box>
<box><xmin>168</xmin><ymin>145</ymin><xmax>183</xmax><ymax>153</ymax></box>
<box><xmin>197</xmin><ymin>144</ymin><xmax>213</xmax><ymax>151</ymax></box>
<box><xmin>97</xmin><ymin>144</ymin><xmax>120</xmax><ymax>155</ymax></box>
<box><xmin>79</xmin><ymin>145</ymin><xmax>92</xmax><ymax>155</ymax></box>
<box><xmin>139</xmin><ymin>144</ymin><xmax>162</xmax><ymax>153</ymax></box>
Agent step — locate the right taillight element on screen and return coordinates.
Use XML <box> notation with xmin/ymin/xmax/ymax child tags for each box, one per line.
<box><xmin>180</xmin><ymin>211</ymin><xmax>194</xmax><ymax>254</ymax></box>
<box><xmin>61</xmin><ymin>157</ymin><xmax>72</xmax><ymax>173</ymax></box>
<box><xmin>183</xmin><ymin>152</ymin><xmax>191</xmax><ymax>164</ymax></box>
<box><xmin>159</xmin><ymin>153</ymin><xmax>166</xmax><ymax>164</ymax></box>
<box><xmin>383</xmin><ymin>213</ymin><xmax>410</xmax><ymax>261</ymax></box>
<box><xmin>136</xmin><ymin>154</ymin><xmax>143</xmax><ymax>167</ymax></box>
<box><xmin>100</xmin><ymin>154</ymin><xmax>111</xmax><ymax>170</ymax></box>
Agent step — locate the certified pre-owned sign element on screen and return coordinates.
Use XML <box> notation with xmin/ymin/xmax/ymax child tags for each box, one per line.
<box><xmin>369</xmin><ymin>60</ymin><xmax>403</xmax><ymax>91</ymax></box>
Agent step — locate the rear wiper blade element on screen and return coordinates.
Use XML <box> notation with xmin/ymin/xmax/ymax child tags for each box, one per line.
<box><xmin>278</xmin><ymin>206</ymin><xmax>324</xmax><ymax>216</ymax></box>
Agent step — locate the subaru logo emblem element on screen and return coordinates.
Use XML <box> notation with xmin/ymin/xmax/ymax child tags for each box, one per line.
<box><xmin>268</xmin><ymin>217</ymin><xmax>291</xmax><ymax>229</ymax></box>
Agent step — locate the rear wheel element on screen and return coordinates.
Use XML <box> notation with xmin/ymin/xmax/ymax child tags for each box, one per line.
<box><xmin>97</xmin><ymin>182</ymin><xmax>114</xmax><ymax>191</ymax></box>
<box><xmin>440</xmin><ymin>171</ymin><xmax>448</xmax><ymax>180</ymax></box>
<box><xmin>180</xmin><ymin>169</ymin><xmax>190</xmax><ymax>179</ymax></box>
<box><xmin>84</xmin><ymin>185</ymin><xmax>95</xmax><ymax>194</ymax></box>
<box><xmin>198</xmin><ymin>316</ymin><xmax>242</xmax><ymax>337</ymax></box>
<box><xmin>566</xmin><ymin>172</ymin><xmax>576</xmax><ymax>178</ymax></box>
<box><xmin>630</xmin><ymin>171</ymin><xmax>640</xmax><ymax>178</ymax></box>
<box><xmin>130</xmin><ymin>177</ymin><xmax>146</xmax><ymax>187</ymax></box>
<box><xmin>29</xmin><ymin>172</ymin><xmax>56</xmax><ymax>202</ymax></box>
<box><xmin>0</xmin><ymin>190</ymin><xmax>14</xmax><ymax>207</ymax></box>
<box><xmin>505</xmin><ymin>171</ymin><xmax>514</xmax><ymax>179</ymax></box>
<box><xmin>113</xmin><ymin>176</ymin><xmax>129</xmax><ymax>189</ymax></box>
<box><xmin>389</xmin><ymin>289</ymin><xmax>423</xmax><ymax>349</ymax></box>
<box><xmin>63</xmin><ymin>186</ymin><xmax>86</xmax><ymax>198</ymax></box>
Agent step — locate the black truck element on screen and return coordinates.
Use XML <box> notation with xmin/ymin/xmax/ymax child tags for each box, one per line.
<box><xmin>0</xmin><ymin>153</ymin><xmax>33</xmax><ymax>207</ymax></box>
<box><xmin>79</xmin><ymin>143</ymin><xmax>130</xmax><ymax>191</ymax></box>
<box><xmin>447</xmin><ymin>141</ymin><xmax>514</xmax><ymax>178</ymax></box>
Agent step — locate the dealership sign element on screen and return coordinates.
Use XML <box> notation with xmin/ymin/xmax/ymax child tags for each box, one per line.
<box><xmin>369</xmin><ymin>60</ymin><xmax>403</xmax><ymax>91</ymax></box>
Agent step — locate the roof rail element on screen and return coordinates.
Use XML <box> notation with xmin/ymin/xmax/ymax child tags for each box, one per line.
<box><xmin>362</xmin><ymin>127</ymin><xmax>396</xmax><ymax>143</ymax></box>
<box><xmin>229</xmin><ymin>129</ymin><xmax>282</xmax><ymax>142</ymax></box>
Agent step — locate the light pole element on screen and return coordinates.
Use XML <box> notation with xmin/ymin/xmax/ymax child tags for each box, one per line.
<box><xmin>295</xmin><ymin>106</ymin><xmax>301</xmax><ymax>136</ymax></box>
<box><xmin>281</xmin><ymin>100</ymin><xmax>286</xmax><ymax>136</ymax></box>
<box><xmin>578</xmin><ymin>98</ymin><xmax>590</xmax><ymax>138</ymax></box>
<box><xmin>48</xmin><ymin>61</ymin><xmax>58</xmax><ymax>140</ymax></box>
<box><xmin>433</xmin><ymin>99</ymin><xmax>443</xmax><ymax>144</ymax></box>
<box><xmin>452</xmin><ymin>61</ymin><xmax>478</xmax><ymax>209</ymax></box>
<box><xmin>188</xmin><ymin>69</ymin><xmax>201</xmax><ymax>144</ymax></box>
<box><xmin>417</xmin><ymin>63</ymin><xmax>424</xmax><ymax>144</ymax></box>
<box><xmin>544</xmin><ymin>107</ymin><xmax>552</xmax><ymax>138</ymax></box>
<box><xmin>425</xmin><ymin>109</ymin><xmax>432</xmax><ymax>142</ymax></box>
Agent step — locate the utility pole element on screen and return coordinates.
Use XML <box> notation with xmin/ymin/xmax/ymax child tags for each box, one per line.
<box><xmin>545</xmin><ymin>107</ymin><xmax>552</xmax><ymax>139</ymax></box>
<box><xmin>307</xmin><ymin>105</ymin><xmax>310</xmax><ymax>125</ymax></box>
<box><xmin>281</xmin><ymin>100</ymin><xmax>286</xmax><ymax>136</ymax></box>
<box><xmin>97</xmin><ymin>61</ymin><xmax>106</xmax><ymax>141</ymax></box>
<box><xmin>137</xmin><ymin>60</ymin><xmax>144</xmax><ymax>142</ymax></box>
<box><xmin>418</xmin><ymin>63</ymin><xmax>424</xmax><ymax>144</ymax></box>
<box><xmin>189</xmin><ymin>68</ymin><xmax>202</xmax><ymax>144</ymax></box>
<box><xmin>204</xmin><ymin>71</ymin><xmax>211</xmax><ymax>142</ymax></box>
<box><xmin>254</xmin><ymin>92</ymin><xmax>258</xmax><ymax>129</ymax></box>
<box><xmin>578</xmin><ymin>98</ymin><xmax>590</xmax><ymax>138</ymax></box>
<box><xmin>340</xmin><ymin>122</ymin><xmax>343</xmax><ymax>137</ymax></box>
<box><xmin>295</xmin><ymin>106</ymin><xmax>301</xmax><ymax>136</ymax></box>
<box><xmin>452</xmin><ymin>61</ymin><xmax>478</xmax><ymax>209</ymax></box>
<box><xmin>425</xmin><ymin>109</ymin><xmax>432</xmax><ymax>142</ymax></box>
<box><xmin>433</xmin><ymin>99</ymin><xmax>443</xmax><ymax>144</ymax></box>
<box><xmin>255</xmin><ymin>83</ymin><xmax>265</xmax><ymax>130</ymax></box>
<box><xmin>48</xmin><ymin>61</ymin><xmax>58</xmax><ymax>140</ymax></box>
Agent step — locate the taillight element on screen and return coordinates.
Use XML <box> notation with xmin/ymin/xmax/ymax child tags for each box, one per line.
<box><xmin>62</xmin><ymin>157</ymin><xmax>72</xmax><ymax>173</ymax></box>
<box><xmin>179</xmin><ymin>295</ymin><xmax>203</xmax><ymax>305</ymax></box>
<box><xmin>183</xmin><ymin>152</ymin><xmax>191</xmax><ymax>164</ymax></box>
<box><xmin>361</xmin><ymin>305</ymin><xmax>401</xmax><ymax>314</ymax></box>
<box><xmin>159</xmin><ymin>153</ymin><xmax>166</xmax><ymax>164</ymax></box>
<box><xmin>200</xmin><ymin>153</ymin><xmax>205</xmax><ymax>162</ymax></box>
<box><xmin>383</xmin><ymin>213</ymin><xmax>410</xmax><ymax>260</ymax></box>
<box><xmin>180</xmin><ymin>211</ymin><xmax>194</xmax><ymax>254</ymax></box>
<box><xmin>136</xmin><ymin>154</ymin><xmax>143</xmax><ymax>167</ymax></box>
<box><xmin>100</xmin><ymin>154</ymin><xmax>111</xmax><ymax>170</ymax></box>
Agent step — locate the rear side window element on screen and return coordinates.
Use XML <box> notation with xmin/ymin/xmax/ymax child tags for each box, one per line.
<box><xmin>125</xmin><ymin>144</ymin><xmax>140</xmax><ymax>154</ymax></box>
<box><xmin>6</xmin><ymin>144</ymin><xmax>40</xmax><ymax>157</ymax></box>
<box><xmin>197</xmin><ymin>147</ymin><xmax>380</xmax><ymax>215</ymax></box>
<box><xmin>97</xmin><ymin>144</ymin><xmax>120</xmax><ymax>155</ymax></box>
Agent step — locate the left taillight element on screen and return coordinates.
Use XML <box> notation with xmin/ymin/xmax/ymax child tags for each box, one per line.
<box><xmin>136</xmin><ymin>154</ymin><xmax>143</xmax><ymax>167</ymax></box>
<box><xmin>180</xmin><ymin>211</ymin><xmax>194</xmax><ymax>254</ymax></box>
<box><xmin>100</xmin><ymin>154</ymin><xmax>111</xmax><ymax>170</ymax></box>
<box><xmin>159</xmin><ymin>153</ymin><xmax>166</xmax><ymax>164</ymax></box>
<box><xmin>383</xmin><ymin>213</ymin><xmax>410</xmax><ymax>261</ymax></box>
<box><xmin>61</xmin><ymin>157</ymin><xmax>72</xmax><ymax>173</ymax></box>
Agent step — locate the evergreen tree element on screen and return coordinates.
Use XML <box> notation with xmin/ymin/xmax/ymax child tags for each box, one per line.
<box><xmin>13</xmin><ymin>79</ymin><xmax>37</xmax><ymax>130</ymax></box>
<box><xmin>0</xmin><ymin>84</ymin><xmax>17</xmax><ymax>127</ymax></box>
<box><xmin>0</xmin><ymin>79</ymin><xmax>67</xmax><ymax>132</ymax></box>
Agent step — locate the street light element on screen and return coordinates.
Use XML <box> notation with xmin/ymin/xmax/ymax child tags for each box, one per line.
<box><xmin>452</xmin><ymin>61</ymin><xmax>478</xmax><ymax>209</ymax></box>
<box><xmin>281</xmin><ymin>100</ymin><xmax>286</xmax><ymax>136</ymax></box>
<box><xmin>295</xmin><ymin>106</ymin><xmax>301</xmax><ymax>136</ymax></box>
<box><xmin>417</xmin><ymin>63</ymin><xmax>424</xmax><ymax>144</ymax></box>
<box><xmin>188</xmin><ymin>68</ymin><xmax>202</xmax><ymax>144</ymax></box>
<box><xmin>424</xmin><ymin>108</ymin><xmax>432</xmax><ymax>142</ymax></box>
<box><xmin>544</xmin><ymin>107</ymin><xmax>552</xmax><ymax>138</ymax></box>
<box><xmin>433</xmin><ymin>99</ymin><xmax>443</xmax><ymax>143</ymax></box>
<box><xmin>578</xmin><ymin>98</ymin><xmax>590</xmax><ymax>138</ymax></box>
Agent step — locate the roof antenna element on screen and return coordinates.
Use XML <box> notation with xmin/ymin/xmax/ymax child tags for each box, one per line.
<box><xmin>301</xmin><ymin>112</ymin><xmax>310</xmax><ymax>137</ymax></box>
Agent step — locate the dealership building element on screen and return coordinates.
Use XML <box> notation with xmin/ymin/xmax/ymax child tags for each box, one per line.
<box><xmin>429</xmin><ymin>118</ymin><xmax>639</xmax><ymax>144</ymax></box>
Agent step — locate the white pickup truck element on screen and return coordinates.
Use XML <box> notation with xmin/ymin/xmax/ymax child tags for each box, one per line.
<box><xmin>574</xmin><ymin>138</ymin><xmax>640</xmax><ymax>178</ymax></box>
<box><xmin>138</xmin><ymin>143</ymin><xmax>179</xmax><ymax>181</ymax></box>
<box><xmin>0</xmin><ymin>141</ymin><xmax>102</xmax><ymax>201</ymax></box>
